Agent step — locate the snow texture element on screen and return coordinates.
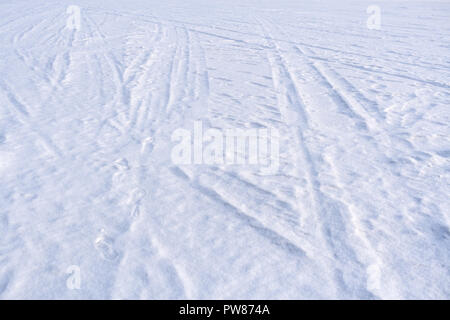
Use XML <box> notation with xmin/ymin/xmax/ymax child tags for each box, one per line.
<box><xmin>0</xmin><ymin>0</ymin><xmax>449</xmax><ymax>299</ymax></box>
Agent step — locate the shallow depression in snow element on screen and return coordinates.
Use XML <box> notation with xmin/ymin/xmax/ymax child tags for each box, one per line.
<box><xmin>0</xmin><ymin>0</ymin><xmax>449</xmax><ymax>299</ymax></box>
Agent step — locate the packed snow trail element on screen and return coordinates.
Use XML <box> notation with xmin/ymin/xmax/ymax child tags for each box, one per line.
<box><xmin>0</xmin><ymin>0</ymin><xmax>449</xmax><ymax>299</ymax></box>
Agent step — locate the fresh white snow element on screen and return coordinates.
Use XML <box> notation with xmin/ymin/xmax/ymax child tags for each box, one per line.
<box><xmin>0</xmin><ymin>0</ymin><xmax>449</xmax><ymax>299</ymax></box>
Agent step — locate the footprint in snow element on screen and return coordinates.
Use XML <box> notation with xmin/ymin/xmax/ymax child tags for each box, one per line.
<box><xmin>130</xmin><ymin>204</ymin><xmax>140</xmax><ymax>219</ymax></box>
<box><xmin>95</xmin><ymin>231</ymin><xmax>119</xmax><ymax>261</ymax></box>
<box><xmin>128</xmin><ymin>188</ymin><xmax>146</xmax><ymax>219</ymax></box>
<box><xmin>114</xmin><ymin>158</ymin><xmax>130</xmax><ymax>171</ymax></box>
<box><xmin>128</xmin><ymin>188</ymin><xmax>147</xmax><ymax>204</ymax></box>
<box><xmin>141</xmin><ymin>137</ymin><xmax>154</xmax><ymax>154</ymax></box>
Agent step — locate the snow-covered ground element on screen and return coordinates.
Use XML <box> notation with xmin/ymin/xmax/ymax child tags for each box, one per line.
<box><xmin>0</xmin><ymin>0</ymin><xmax>449</xmax><ymax>299</ymax></box>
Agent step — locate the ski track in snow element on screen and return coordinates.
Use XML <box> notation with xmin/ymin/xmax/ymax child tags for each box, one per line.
<box><xmin>0</xmin><ymin>0</ymin><xmax>449</xmax><ymax>299</ymax></box>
